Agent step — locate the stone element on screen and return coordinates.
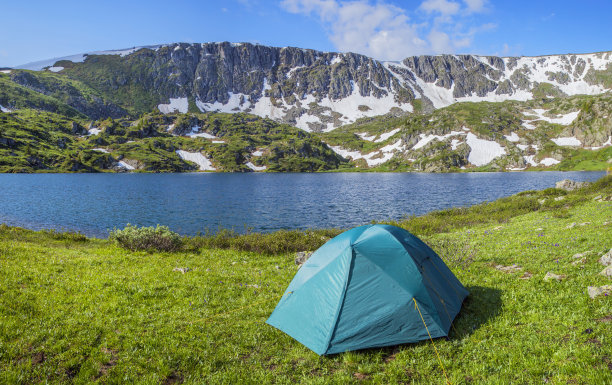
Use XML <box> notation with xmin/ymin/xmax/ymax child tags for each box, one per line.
<box><xmin>587</xmin><ymin>285</ymin><xmax>612</xmax><ymax>299</ymax></box>
<box><xmin>566</xmin><ymin>222</ymin><xmax>577</xmax><ymax>229</ymax></box>
<box><xmin>519</xmin><ymin>272</ymin><xmax>533</xmax><ymax>279</ymax></box>
<box><xmin>173</xmin><ymin>267</ymin><xmax>191</xmax><ymax>274</ymax></box>
<box><xmin>600</xmin><ymin>265</ymin><xmax>612</xmax><ymax>278</ymax></box>
<box><xmin>572</xmin><ymin>251</ymin><xmax>593</xmax><ymax>259</ymax></box>
<box><xmin>543</xmin><ymin>272</ymin><xmax>566</xmax><ymax>281</ymax></box>
<box><xmin>495</xmin><ymin>264</ymin><xmax>522</xmax><ymax>273</ymax></box>
<box><xmin>555</xmin><ymin>179</ymin><xmax>591</xmax><ymax>191</ymax></box>
<box><xmin>579</xmin><ymin>222</ymin><xmax>591</xmax><ymax>226</ymax></box>
<box><xmin>571</xmin><ymin>258</ymin><xmax>586</xmax><ymax>265</ymax></box>
<box><xmin>554</xmin><ymin>196</ymin><xmax>565</xmax><ymax>201</ymax></box>
<box><xmin>599</xmin><ymin>249</ymin><xmax>612</xmax><ymax>266</ymax></box>
<box><xmin>295</xmin><ymin>251</ymin><xmax>313</xmax><ymax>266</ymax></box>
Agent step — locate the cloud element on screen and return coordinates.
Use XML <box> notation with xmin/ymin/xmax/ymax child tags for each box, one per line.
<box><xmin>420</xmin><ymin>0</ymin><xmax>461</xmax><ymax>16</ymax></box>
<box><xmin>463</xmin><ymin>0</ymin><xmax>487</xmax><ymax>13</ymax></box>
<box><xmin>281</xmin><ymin>0</ymin><xmax>493</xmax><ymax>60</ymax></box>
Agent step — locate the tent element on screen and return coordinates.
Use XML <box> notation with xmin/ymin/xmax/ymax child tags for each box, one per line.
<box><xmin>266</xmin><ymin>224</ymin><xmax>468</xmax><ymax>355</ymax></box>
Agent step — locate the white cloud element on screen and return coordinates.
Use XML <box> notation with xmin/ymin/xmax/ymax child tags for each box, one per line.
<box><xmin>420</xmin><ymin>0</ymin><xmax>461</xmax><ymax>15</ymax></box>
<box><xmin>281</xmin><ymin>0</ymin><xmax>493</xmax><ymax>60</ymax></box>
<box><xmin>463</xmin><ymin>0</ymin><xmax>487</xmax><ymax>13</ymax></box>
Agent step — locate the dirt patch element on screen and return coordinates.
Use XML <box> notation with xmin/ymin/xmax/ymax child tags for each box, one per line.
<box><xmin>163</xmin><ymin>372</ymin><xmax>184</xmax><ymax>385</ymax></box>
<box><xmin>595</xmin><ymin>315</ymin><xmax>612</xmax><ymax>323</ymax></box>
<box><xmin>99</xmin><ymin>347</ymin><xmax>118</xmax><ymax>376</ymax></box>
<box><xmin>353</xmin><ymin>372</ymin><xmax>370</xmax><ymax>381</ymax></box>
<box><xmin>31</xmin><ymin>351</ymin><xmax>45</xmax><ymax>365</ymax></box>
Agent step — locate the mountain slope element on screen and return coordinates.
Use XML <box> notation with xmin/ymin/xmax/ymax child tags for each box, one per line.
<box><xmin>13</xmin><ymin>42</ymin><xmax>612</xmax><ymax>133</ymax></box>
<box><xmin>1</xmin><ymin>42</ymin><xmax>611</xmax><ymax>172</ymax></box>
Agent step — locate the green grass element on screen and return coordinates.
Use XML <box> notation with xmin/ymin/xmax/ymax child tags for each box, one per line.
<box><xmin>1</xmin><ymin>177</ymin><xmax>611</xmax><ymax>384</ymax></box>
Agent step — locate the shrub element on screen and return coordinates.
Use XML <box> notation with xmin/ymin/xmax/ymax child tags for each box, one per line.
<box><xmin>109</xmin><ymin>224</ymin><xmax>182</xmax><ymax>252</ymax></box>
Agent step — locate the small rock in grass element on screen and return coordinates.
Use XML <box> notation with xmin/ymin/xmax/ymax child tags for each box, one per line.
<box><xmin>587</xmin><ymin>285</ymin><xmax>612</xmax><ymax>299</ymax></box>
<box><xmin>543</xmin><ymin>272</ymin><xmax>566</xmax><ymax>281</ymax></box>
<box><xmin>571</xmin><ymin>258</ymin><xmax>586</xmax><ymax>266</ymax></box>
<box><xmin>600</xmin><ymin>265</ymin><xmax>612</xmax><ymax>278</ymax></box>
<box><xmin>603</xmin><ymin>221</ymin><xmax>611</xmax><ymax>226</ymax></box>
<box><xmin>566</xmin><ymin>222</ymin><xmax>577</xmax><ymax>229</ymax></box>
<box><xmin>232</xmin><ymin>261</ymin><xmax>238</xmax><ymax>265</ymax></box>
<box><xmin>599</xmin><ymin>249</ymin><xmax>612</xmax><ymax>266</ymax></box>
<box><xmin>495</xmin><ymin>264</ymin><xmax>522</xmax><ymax>273</ymax></box>
<box><xmin>173</xmin><ymin>267</ymin><xmax>191</xmax><ymax>274</ymax></box>
<box><xmin>519</xmin><ymin>272</ymin><xmax>533</xmax><ymax>279</ymax></box>
<box><xmin>247</xmin><ymin>284</ymin><xmax>259</xmax><ymax>289</ymax></box>
<box><xmin>295</xmin><ymin>251</ymin><xmax>313</xmax><ymax>266</ymax></box>
<box><xmin>572</xmin><ymin>251</ymin><xmax>593</xmax><ymax>259</ymax></box>
<box><xmin>538</xmin><ymin>199</ymin><xmax>546</xmax><ymax>204</ymax></box>
<box><xmin>275</xmin><ymin>265</ymin><xmax>281</xmax><ymax>270</ymax></box>
<box><xmin>579</xmin><ymin>222</ymin><xmax>591</xmax><ymax>226</ymax></box>
<box><xmin>593</xmin><ymin>195</ymin><xmax>602</xmax><ymax>201</ymax></box>
<box><xmin>554</xmin><ymin>196</ymin><xmax>565</xmax><ymax>201</ymax></box>
<box><xmin>536</xmin><ymin>228</ymin><xmax>544</xmax><ymax>231</ymax></box>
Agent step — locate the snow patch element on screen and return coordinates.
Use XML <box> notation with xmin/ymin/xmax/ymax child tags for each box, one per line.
<box><xmin>158</xmin><ymin>97</ymin><xmax>188</xmax><ymax>114</ymax></box>
<box><xmin>530</xmin><ymin>109</ymin><xmax>579</xmax><ymax>125</ymax></box>
<box><xmin>540</xmin><ymin>158</ymin><xmax>560</xmax><ymax>166</ymax></box>
<box><xmin>465</xmin><ymin>133</ymin><xmax>506</xmax><ymax>166</ymax></box>
<box><xmin>246</xmin><ymin>162</ymin><xmax>267</xmax><ymax>171</ymax></box>
<box><xmin>0</xmin><ymin>105</ymin><xmax>12</xmax><ymax>113</ymax></box>
<box><xmin>87</xmin><ymin>127</ymin><xmax>102</xmax><ymax>136</ymax></box>
<box><xmin>117</xmin><ymin>161</ymin><xmax>135</xmax><ymax>170</ymax></box>
<box><xmin>176</xmin><ymin>150</ymin><xmax>216</xmax><ymax>171</ymax></box>
<box><xmin>375</xmin><ymin>128</ymin><xmax>401</xmax><ymax>142</ymax></box>
<box><xmin>92</xmin><ymin>148</ymin><xmax>109</xmax><ymax>153</ymax></box>
<box><xmin>47</xmin><ymin>66</ymin><xmax>64</xmax><ymax>72</ymax></box>
<box><xmin>330</xmin><ymin>139</ymin><xmax>404</xmax><ymax>167</ymax></box>
<box><xmin>504</xmin><ymin>132</ymin><xmax>520</xmax><ymax>142</ymax></box>
<box><xmin>0</xmin><ymin>70</ymin><xmax>11</xmax><ymax>74</ymax></box>
<box><xmin>551</xmin><ymin>137</ymin><xmax>581</xmax><ymax>146</ymax></box>
<box><xmin>252</xmin><ymin>150</ymin><xmax>263</xmax><ymax>157</ymax></box>
<box><xmin>412</xmin><ymin>131</ymin><xmax>466</xmax><ymax>150</ymax></box>
<box><xmin>357</xmin><ymin>132</ymin><xmax>377</xmax><ymax>141</ymax></box>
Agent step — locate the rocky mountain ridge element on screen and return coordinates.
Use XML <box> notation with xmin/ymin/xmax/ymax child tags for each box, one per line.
<box><xmin>11</xmin><ymin>43</ymin><xmax>612</xmax><ymax>134</ymax></box>
<box><xmin>1</xmin><ymin>42</ymin><xmax>610</xmax><ymax>172</ymax></box>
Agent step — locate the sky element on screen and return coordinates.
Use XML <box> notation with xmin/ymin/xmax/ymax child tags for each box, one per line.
<box><xmin>1</xmin><ymin>0</ymin><xmax>611</xmax><ymax>67</ymax></box>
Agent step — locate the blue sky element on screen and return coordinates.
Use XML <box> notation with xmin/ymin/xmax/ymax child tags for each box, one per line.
<box><xmin>1</xmin><ymin>0</ymin><xmax>611</xmax><ymax>67</ymax></box>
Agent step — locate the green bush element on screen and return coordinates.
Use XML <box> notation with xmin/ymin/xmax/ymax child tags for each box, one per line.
<box><xmin>109</xmin><ymin>224</ymin><xmax>182</xmax><ymax>252</ymax></box>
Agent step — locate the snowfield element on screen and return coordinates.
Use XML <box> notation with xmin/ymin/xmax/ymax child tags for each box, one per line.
<box><xmin>175</xmin><ymin>150</ymin><xmax>215</xmax><ymax>171</ymax></box>
<box><xmin>158</xmin><ymin>98</ymin><xmax>188</xmax><ymax>114</ymax></box>
<box><xmin>465</xmin><ymin>133</ymin><xmax>506</xmax><ymax>166</ymax></box>
<box><xmin>117</xmin><ymin>161</ymin><xmax>135</xmax><ymax>170</ymax></box>
<box><xmin>552</xmin><ymin>137</ymin><xmax>582</xmax><ymax>146</ymax></box>
<box><xmin>245</xmin><ymin>162</ymin><xmax>267</xmax><ymax>171</ymax></box>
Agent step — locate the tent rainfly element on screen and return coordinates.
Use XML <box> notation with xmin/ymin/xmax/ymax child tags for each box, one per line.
<box><xmin>266</xmin><ymin>224</ymin><xmax>469</xmax><ymax>355</ymax></box>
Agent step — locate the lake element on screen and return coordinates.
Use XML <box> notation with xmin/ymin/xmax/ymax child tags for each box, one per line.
<box><xmin>0</xmin><ymin>171</ymin><xmax>605</xmax><ymax>238</ymax></box>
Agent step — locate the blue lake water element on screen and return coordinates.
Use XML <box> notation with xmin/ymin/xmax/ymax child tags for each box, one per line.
<box><xmin>0</xmin><ymin>171</ymin><xmax>605</xmax><ymax>238</ymax></box>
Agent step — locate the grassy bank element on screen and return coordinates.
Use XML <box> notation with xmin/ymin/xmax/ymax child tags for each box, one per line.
<box><xmin>0</xmin><ymin>178</ymin><xmax>611</xmax><ymax>384</ymax></box>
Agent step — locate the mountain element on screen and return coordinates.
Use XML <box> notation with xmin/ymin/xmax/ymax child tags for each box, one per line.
<box><xmin>1</xmin><ymin>42</ymin><xmax>611</xmax><ymax>172</ymax></box>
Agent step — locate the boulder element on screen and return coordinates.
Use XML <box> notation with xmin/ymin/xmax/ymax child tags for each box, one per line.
<box><xmin>555</xmin><ymin>179</ymin><xmax>590</xmax><ymax>191</ymax></box>
<box><xmin>600</xmin><ymin>265</ymin><xmax>612</xmax><ymax>278</ymax></box>
<box><xmin>599</xmin><ymin>249</ymin><xmax>612</xmax><ymax>266</ymax></box>
<box><xmin>587</xmin><ymin>285</ymin><xmax>612</xmax><ymax>299</ymax></box>
<box><xmin>544</xmin><ymin>272</ymin><xmax>566</xmax><ymax>281</ymax></box>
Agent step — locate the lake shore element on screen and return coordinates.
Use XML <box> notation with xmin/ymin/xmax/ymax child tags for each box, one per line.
<box><xmin>0</xmin><ymin>176</ymin><xmax>611</xmax><ymax>383</ymax></box>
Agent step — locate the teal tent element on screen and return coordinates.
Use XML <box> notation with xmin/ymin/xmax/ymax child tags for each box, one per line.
<box><xmin>266</xmin><ymin>224</ymin><xmax>468</xmax><ymax>355</ymax></box>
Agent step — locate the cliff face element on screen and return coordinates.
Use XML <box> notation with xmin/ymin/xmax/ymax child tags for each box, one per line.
<box><xmin>12</xmin><ymin>43</ymin><xmax>612</xmax><ymax>133</ymax></box>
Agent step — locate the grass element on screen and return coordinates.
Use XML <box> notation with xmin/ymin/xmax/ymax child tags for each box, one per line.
<box><xmin>0</xmin><ymin>178</ymin><xmax>611</xmax><ymax>384</ymax></box>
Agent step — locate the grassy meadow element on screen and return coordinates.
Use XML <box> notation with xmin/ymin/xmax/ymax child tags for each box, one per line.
<box><xmin>0</xmin><ymin>177</ymin><xmax>611</xmax><ymax>384</ymax></box>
